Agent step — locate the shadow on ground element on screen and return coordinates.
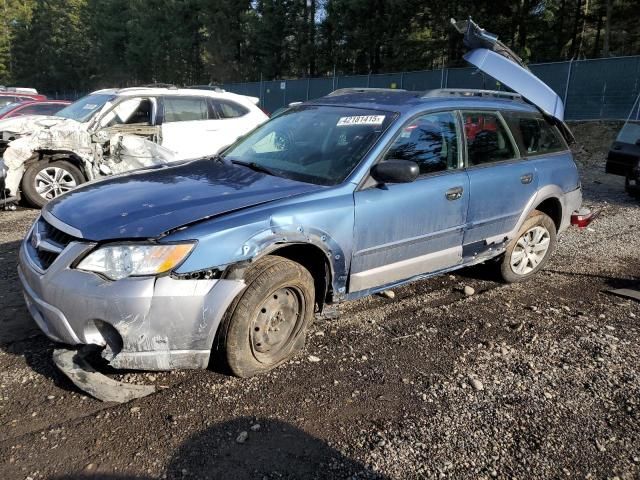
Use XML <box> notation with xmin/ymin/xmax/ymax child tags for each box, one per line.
<box><xmin>0</xmin><ymin>238</ymin><xmax>84</xmax><ymax>394</ymax></box>
<box><xmin>49</xmin><ymin>417</ymin><xmax>387</xmax><ymax>480</ymax></box>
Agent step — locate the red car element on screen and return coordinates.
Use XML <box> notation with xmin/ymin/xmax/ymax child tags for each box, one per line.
<box><xmin>0</xmin><ymin>100</ymin><xmax>71</xmax><ymax>119</ymax></box>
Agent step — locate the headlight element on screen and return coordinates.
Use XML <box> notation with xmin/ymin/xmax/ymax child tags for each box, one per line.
<box><xmin>77</xmin><ymin>243</ymin><xmax>194</xmax><ymax>280</ymax></box>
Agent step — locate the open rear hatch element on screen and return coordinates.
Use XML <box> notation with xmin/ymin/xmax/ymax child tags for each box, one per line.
<box><xmin>452</xmin><ymin>18</ymin><xmax>573</xmax><ymax>142</ymax></box>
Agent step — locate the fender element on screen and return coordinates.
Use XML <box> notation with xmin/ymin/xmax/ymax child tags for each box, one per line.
<box><xmin>224</xmin><ymin>222</ymin><xmax>348</xmax><ymax>302</ymax></box>
<box><xmin>484</xmin><ymin>184</ymin><xmax>567</xmax><ymax>247</ymax></box>
<box><xmin>257</xmin><ymin>224</ymin><xmax>347</xmax><ymax>299</ymax></box>
<box><xmin>169</xmin><ymin>187</ymin><xmax>356</xmax><ymax>302</ymax></box>
<box><xmin>25</xmin><ymin>149</ymin><xmax>94</xmax><ymax>183</ymax></box>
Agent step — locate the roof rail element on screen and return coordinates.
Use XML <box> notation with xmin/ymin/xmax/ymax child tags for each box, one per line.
<box><xmin>138</xmin><ymin>83</ymin><xmax>179</xmax><ymax>89</ymax></box>
<box><xmin>424</xmin><ymin>88</ymin><xmax>523</xmax><ymax>101</ymax></box>
<box><xmin>0</xmin><ymin>86</ymin><xmax>39</xmax><ymax>94</ymax></box>
<box><xmin>115</xmin><ymin>84</ymin><xmax>179</xmax><ymax>94</ymax></box>
<box><xmin>187</xmin><ymin>85</ymin><xmax>226</xmax><ymax>93</ymax></box>
<box><xmin>328</xmin><ymin>87</ymin><xmax>407</xmax><ymax>96</ymax></box>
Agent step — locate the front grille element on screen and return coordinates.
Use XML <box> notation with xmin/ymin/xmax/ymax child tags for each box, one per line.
<box><xmin>27</xmin><ymin>216</ymin><xmax>79</xmax><ymax>270</ymax></box>
<box><xmin>40</xmin><ymin>218</ymin><xmax>76</xmax><ymax>246</ymax></box>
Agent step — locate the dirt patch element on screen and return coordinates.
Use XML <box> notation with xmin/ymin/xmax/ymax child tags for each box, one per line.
<box><xmin>0</xmin><ymin>123</ymin><xmax>638</xmax><ymax>479</ymax></box>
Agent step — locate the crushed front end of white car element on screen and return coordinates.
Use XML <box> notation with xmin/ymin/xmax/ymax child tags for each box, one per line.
<box><xmin>1</xmin><ymin>87</ymin><xmax>268</xmax><ymax>207</ymax></box>
<box><xmin>2</xmin><ymin>115</ymin><xmax>175</xmax><ymax>205</ymax></box>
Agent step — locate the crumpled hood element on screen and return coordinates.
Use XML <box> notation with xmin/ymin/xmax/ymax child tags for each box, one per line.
<box><xmin>0</xmin><ymin>115</ymin><xmax>78</xmax><ymax>135</ymax></box>
<box><xmin>45</xmin><ymin>159</ymin><xmax>326</xmax><ymax>241</ymax></box>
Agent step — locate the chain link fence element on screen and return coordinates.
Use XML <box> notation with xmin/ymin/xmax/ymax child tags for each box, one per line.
<box><xmin>223</xmin><ymin>55</ymin><xmax>640</xmax><ymax>121</ymax></box>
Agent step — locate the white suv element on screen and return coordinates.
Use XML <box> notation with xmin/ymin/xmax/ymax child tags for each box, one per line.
<box><xmin>1</xmin><ymin>86</ymin><xmax>268</xmax><ymax>207</ymax></box>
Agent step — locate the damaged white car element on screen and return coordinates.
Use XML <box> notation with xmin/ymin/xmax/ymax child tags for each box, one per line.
<box><xmin>1</xmin><ymin>87</ymin><xmax>268</xmax><ymax>207</ymax></box>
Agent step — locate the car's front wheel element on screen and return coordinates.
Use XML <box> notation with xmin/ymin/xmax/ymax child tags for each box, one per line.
<box><xmin>625</xmin><ymin>172</ymin><xmax>640</xmax><ymax>199</ymax></box>
<box><xmin>22</xmin><ymin>160</ymin><xmax>85</xmax><ymax>208</ymax></box>
<box><xmin>216</xmin><ymin>255</ymin><xmax>315</xmax><ymax>377</ymax></box>
<box><xmin>499</xmin><ymin>210</ymin><xmax>557</xmax><ymax>283</ymax></box>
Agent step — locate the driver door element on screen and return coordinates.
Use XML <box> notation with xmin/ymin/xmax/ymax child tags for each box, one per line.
<box><xmin>96</xmin><ymin>96</ymin><xmax>160</xmax><ymax>141</ymax></box>
<box><xmin>349</xmin><ymin>111</ymin><xmax>469</xmax><ymax>293</ymax></box>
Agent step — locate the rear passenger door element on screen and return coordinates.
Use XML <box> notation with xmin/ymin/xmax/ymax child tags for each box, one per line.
<box><xmin>209</xmin><ymin>98</ymin><xmax>254</xmax><ymax>151</ymax></box>
<box><xmin>350</xmin><ymin>111</ymin><xmax>469</xmax><ymax>292</ymax></box>
<box><xmin>160</xmin><ymin>96</ymin><xmax>215</xmax><ymax>159</ymax></box>
<box><xmin>462</xmin><ymin>110</ymin><xmax>538</xmax><ymax>250</ymax></box>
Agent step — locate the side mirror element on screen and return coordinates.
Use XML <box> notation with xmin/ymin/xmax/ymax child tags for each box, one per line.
<box><xmin>371</xmin><ymin>159</ymin><xmax>419</xmax><ymax>184</ymax></box>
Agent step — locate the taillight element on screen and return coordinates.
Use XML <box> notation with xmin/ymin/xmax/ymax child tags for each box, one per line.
<box><xmin>571</xmin><ymin>208</ymin><xmax>599</xmax><ymax>228</ymax></box>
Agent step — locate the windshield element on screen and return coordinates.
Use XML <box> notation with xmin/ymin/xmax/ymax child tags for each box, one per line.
<box><xmin>224</xmin><ymin>105</ymin><xmax>395</xmax><ymax>185</ymax></box>
<box><xmin>56</xmin><ymin>93</ymin><xmax>115</xmax><ymax>122</ymax></box>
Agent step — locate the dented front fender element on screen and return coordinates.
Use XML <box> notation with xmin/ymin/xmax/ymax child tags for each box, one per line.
<box><xmin>167</xmin><ymin>186</ymin><xmax>356</xmax><ymax>301</ymax></box>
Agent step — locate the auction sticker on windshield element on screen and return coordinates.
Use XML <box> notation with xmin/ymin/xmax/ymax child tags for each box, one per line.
<box><xmin>337</xmin><ymin>115</ymin><xmax>385</xmax><ymax>126</ymax></box>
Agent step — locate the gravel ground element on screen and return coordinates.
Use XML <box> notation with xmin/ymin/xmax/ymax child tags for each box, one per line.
<box><xmin>0</xmin><ymin>121</ymin><xmax>639</xmax><ymax>479</ymax></box>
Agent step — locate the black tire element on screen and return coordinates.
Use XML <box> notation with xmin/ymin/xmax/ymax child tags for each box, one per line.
<box><xmin>625</xmin><ymin>174</ymin><xmax>640</xmax><ymax>199</ymax></box>
<box><xmin>216</xmin><ymin>255</ymin><xmax>315</xmax><ymax>377</ymax></box>
<box><xmin>21</xmin><ymin>160</ymin><xmax>85</xmax><ymax>208</ymax></box>
<box><xmin>498</xmin><ymin>210</ymin><xmax>557</xmax><ymax>283</ymax></box>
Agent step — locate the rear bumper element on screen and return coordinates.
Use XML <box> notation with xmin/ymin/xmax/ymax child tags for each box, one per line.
<box><xmin>559</xmin><ymin>186</ymin><xmax>583</xmax><ymax>233</ymax></box>
<box><xmin>606</xmin><ymin>144</ymin><xmax>640</xmax><ymax>177</ymax></box>
<box><xmin>18</xmin><ymin>239</ymin><xmax>245</xmax><ymax>371</ymax></box>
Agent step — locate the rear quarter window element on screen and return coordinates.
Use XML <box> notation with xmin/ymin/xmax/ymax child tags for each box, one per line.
<box><xmin>213</xmin><ymin>99</ymin><xmax>249</xmax><ymax>119</ymax></box>
<box><xmin>504</xmin><ymin>112</ymin><xmax>567</xmax><ymax>156</ymax></box>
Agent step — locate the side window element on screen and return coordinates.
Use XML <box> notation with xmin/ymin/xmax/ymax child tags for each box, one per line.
<box><xmin>384</xmin><ymin>111</ymin><xmax>459</xmax><ymax>175</ymax></box>
<box><xmin>213</xmin><ymin>99</ymin><xmax>249</xmax><ymax>119</ymax></box>
<box><xmin>505</xmin><ymin>113</ymin><xmax>566</xmax><ymax>156</ymax></box>
<box><xmin>36</xmin><ymin>104</ymin><xmax>68</xmax><ymax>116</ymax></box>
<box><xmin>0</xmin><ymin>96</ymin><xmax>18</xmax><ymax>107</ymax></box>
<box><xmin>164</xmin><ymin>97</ymin><xmax>209</xmax><ymax>123</ymax></box>
<box><xmin>11</xmin><ymin>104</ymin><xmax>61</xmax><ymax>116</ymax></box>
<box><xmin>462</xmin><ymin>111</ymin><xmax>517</xmax><ymax>166</ymax></box>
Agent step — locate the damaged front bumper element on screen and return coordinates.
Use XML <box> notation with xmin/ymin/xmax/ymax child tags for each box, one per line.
<box><xmin>18</xmin><ymin>238</ymin><xmax>245</xmax><ymax>371</ymax></box>
<box><xmin>53</xmin><ymin>346</ymin><xmax>156</xmax><ymax>403</ymax></box>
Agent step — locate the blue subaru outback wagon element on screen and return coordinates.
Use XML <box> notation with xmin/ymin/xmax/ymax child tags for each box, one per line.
<box><xmin>18</xmin><ymin>20</ymin><xmax>591</xmax><ymax>378</ymax></box>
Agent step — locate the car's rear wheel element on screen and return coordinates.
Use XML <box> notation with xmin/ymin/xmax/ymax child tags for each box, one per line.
<box><xmin>216</xmin><ymin>255</ymin><xmax>315</xmax><ymax>377</ymax></box>
<box><xmin>22</xmin><ymin>160</ymin><xmax>84</xmax><ymax>208</ymax></box>
<box><xmin>499</xmin><ymin>210</ymin><xmax>557</xmax><ymax>283</ymax></box>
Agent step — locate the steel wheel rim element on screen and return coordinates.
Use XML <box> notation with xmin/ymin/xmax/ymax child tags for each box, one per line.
<box><xmin>510</xmin><ymin>225</ymin><xmax>551</xmax><ymax>275</ymax></box>
<box><xmin>250</xmin><ymin>286</ymin><xmax>305</xmax><ymax>364</ymax></box>
<box><xmin>35</xmin><ymin>167</ymin><xmax>77</xmax><ymax>200</ymax></box>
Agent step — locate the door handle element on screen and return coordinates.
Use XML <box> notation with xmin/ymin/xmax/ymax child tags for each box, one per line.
<box><xmin>521</xmin><ymin>173</ymin><xmax>534</xmax><ymax>184</ymax></box>
<box><xmin>445</xmin><ymin>186</ymin><xmax>464</xmax><ymax>201</ymax></box>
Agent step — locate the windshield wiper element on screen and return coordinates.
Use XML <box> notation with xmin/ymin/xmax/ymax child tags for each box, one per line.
<box><xmin>230</xmin><ymin>160</ymin><xmax>278</xmax><ymax>177</ymax></box>
<box><xmin>208</xmin><ymin>153</ymin><xmax>228</xmax><ymax>165</ymax></box>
